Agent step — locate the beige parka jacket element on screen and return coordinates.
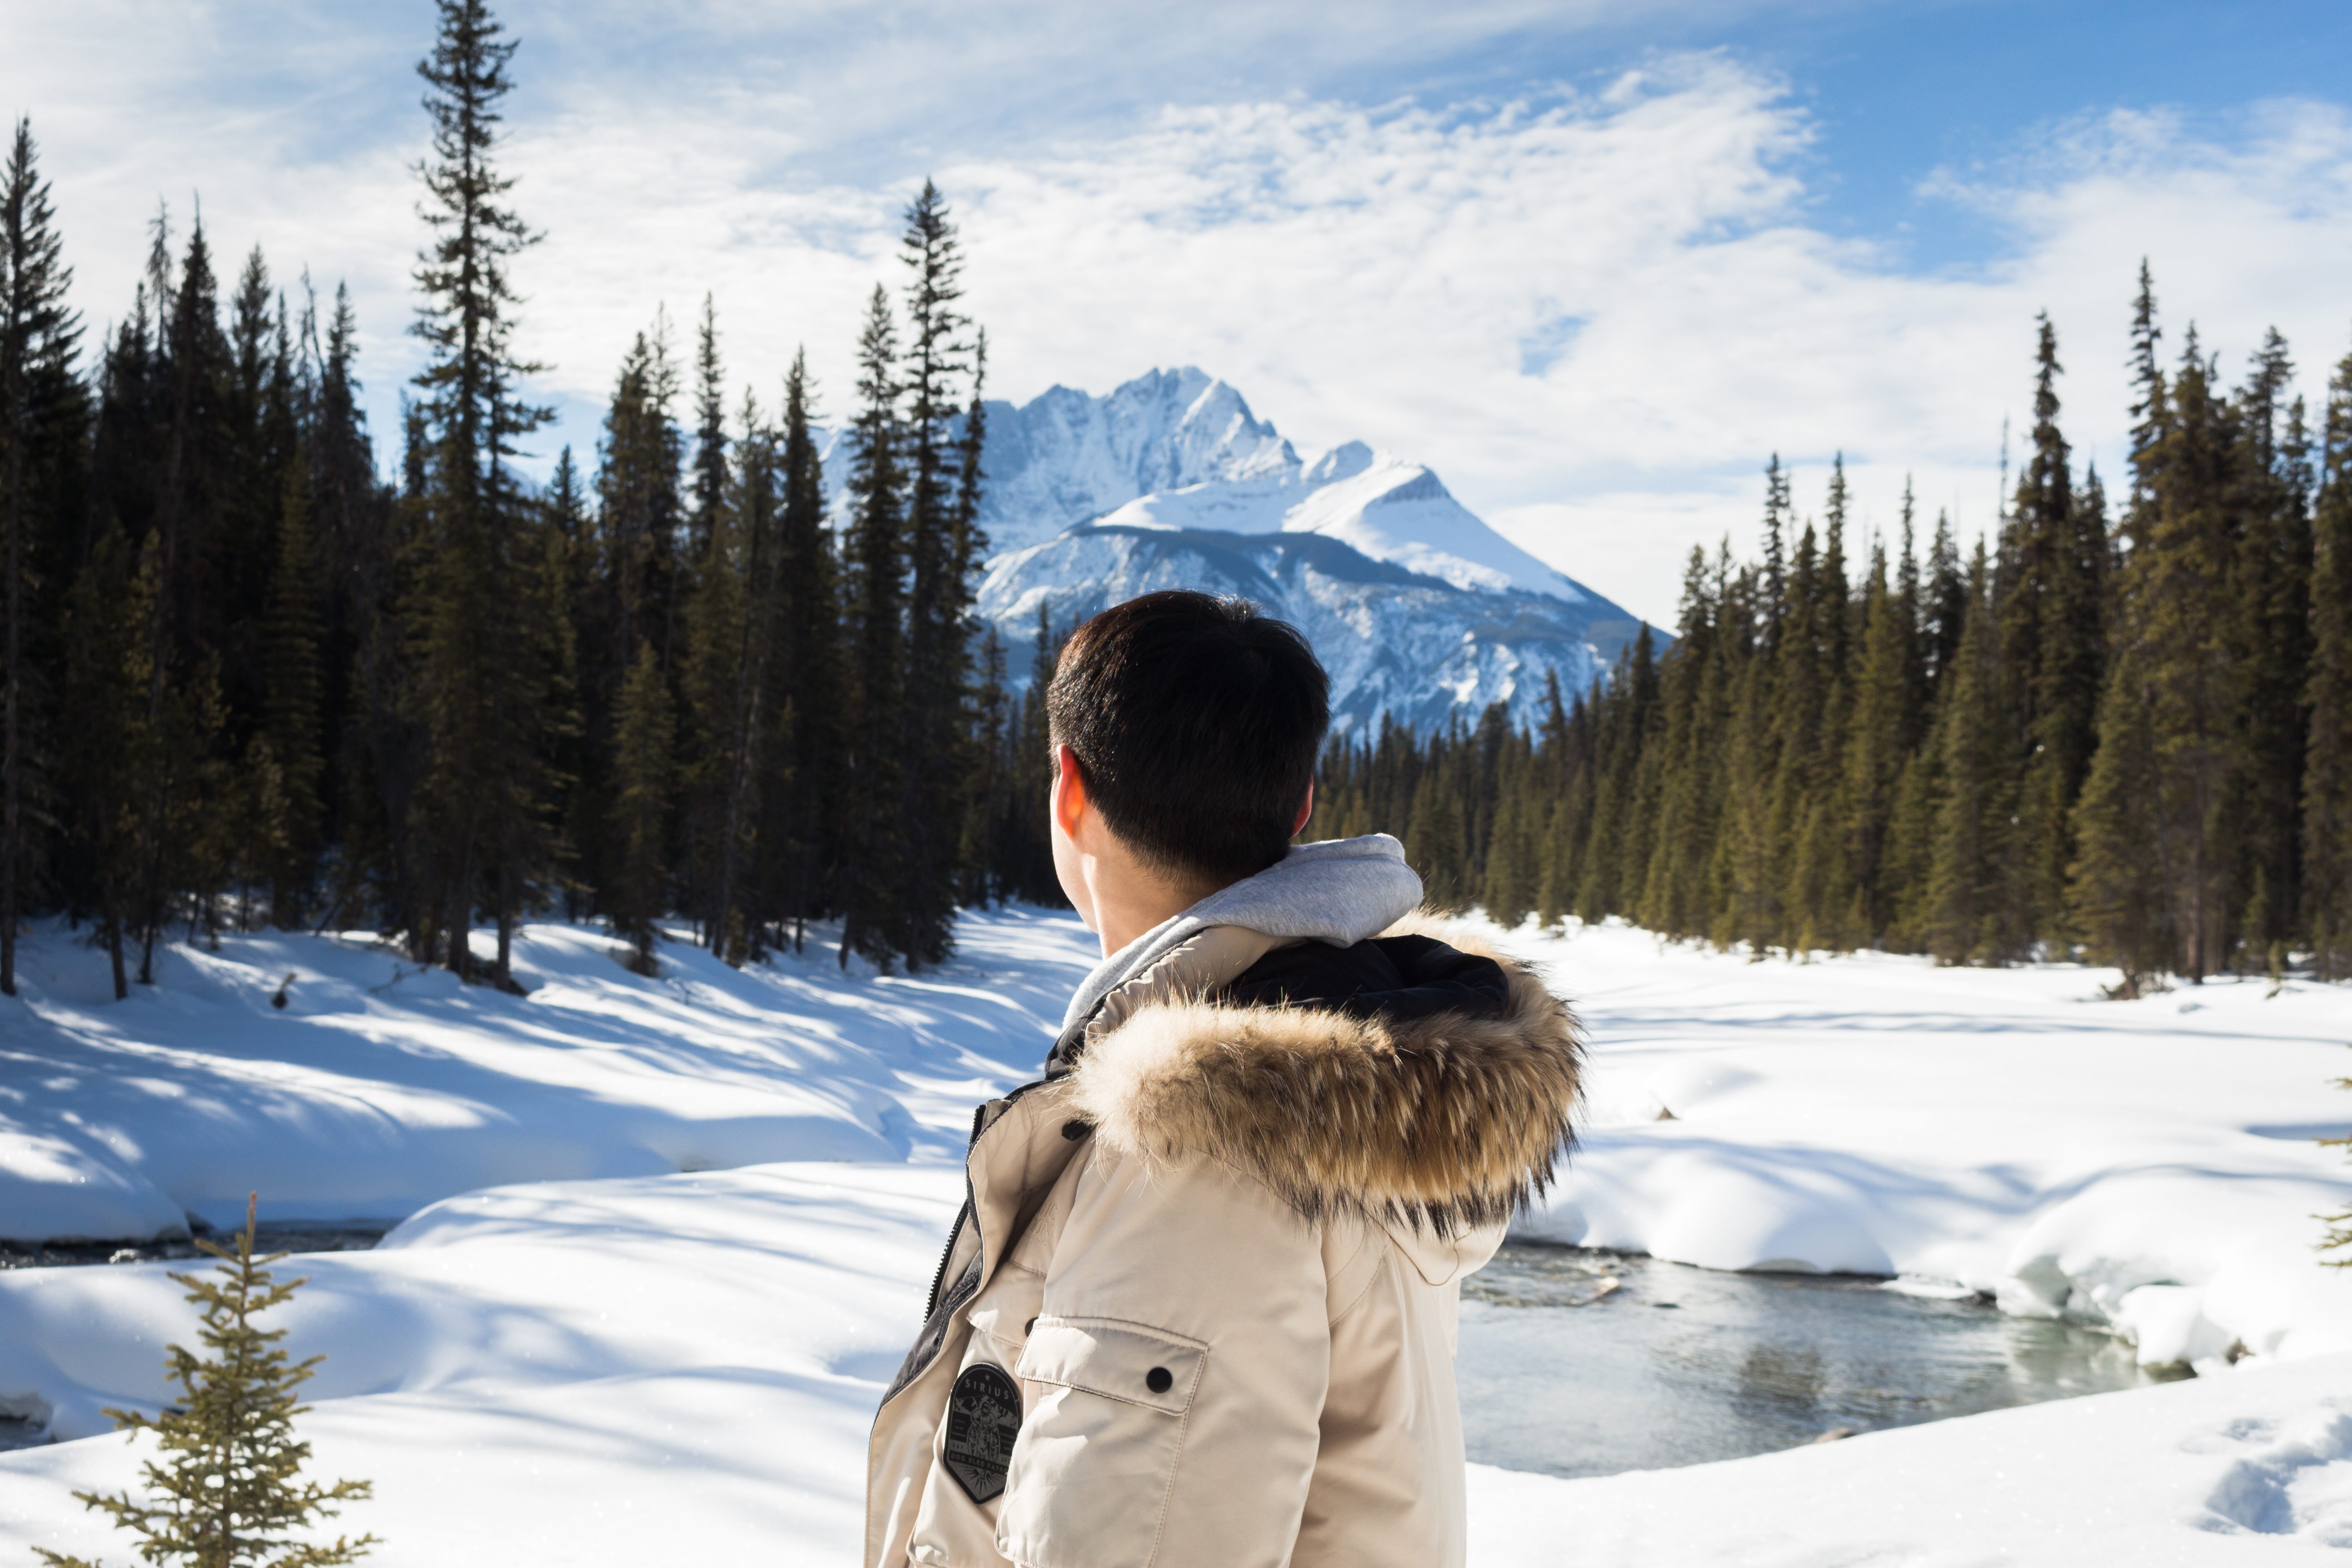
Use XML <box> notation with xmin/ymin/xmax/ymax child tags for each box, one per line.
<box><xmin>865</xmin><ymin>846</ymin><xmax>1582</xmax><ymax>1568</ymax></box>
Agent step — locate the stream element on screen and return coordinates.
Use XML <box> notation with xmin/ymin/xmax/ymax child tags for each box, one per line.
<box><xmin>5</xmin><ymin>1231</ymin><xmax>2163</xmax><ymax>1470</ymax></box>
<box><xmin>1456</xmin><ymin>1242</ymin><xmax>2165</xmax><ymax>1478</ymax></box>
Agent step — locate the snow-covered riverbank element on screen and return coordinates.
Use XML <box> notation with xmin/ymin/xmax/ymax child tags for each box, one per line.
<box><xmin>5</xmin><ymin>908</ymin><xmax>2351</xmax><ymax>1559</ymax></box>
<box><xmin>1524</xmin><ymin>921</ymin><xmax>2352</xmax><ymax>1371</ymax></box>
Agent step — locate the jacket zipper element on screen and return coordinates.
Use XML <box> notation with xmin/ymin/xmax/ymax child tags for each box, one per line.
<box><xmin>921</xmin><ymin>1101</ymin><xmax>992</xmax><ymax>1317</ymax></box>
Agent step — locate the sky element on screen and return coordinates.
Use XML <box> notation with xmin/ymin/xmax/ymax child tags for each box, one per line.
<box><xmin>6</xmin><ymin>0</ymin><xmax>2352</xmax><ymax>626</ymax></box>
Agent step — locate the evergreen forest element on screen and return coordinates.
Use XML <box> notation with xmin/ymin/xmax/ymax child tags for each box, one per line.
<box><xmin>4</xmin><ymin>0</ymin><xmax>2348</xmax><ymax>998</ymax></box>
<box><xmin>1311</xmin><ymin>294</ymin><xmax>2352</xmax><ymax>989</ymax></box>
<box><xmin>0</xmin><ymin>0</ymin><xmax>1054</xmax><ymax>994</ymax></box>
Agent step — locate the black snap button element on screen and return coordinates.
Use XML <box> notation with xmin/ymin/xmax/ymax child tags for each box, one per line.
<box><xmin>1061</xmin><ymin>1120</ymin><xmax>1091</xmax><ymax>1141</ymax></box>
<box><xmin>1145</xmin><ymin>1366</ymin><xmax>1173</xmax><ymax>1394</ymax></box>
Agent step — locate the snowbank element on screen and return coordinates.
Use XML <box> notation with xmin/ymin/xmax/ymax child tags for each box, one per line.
<box><xmin>0</xmin><ymin>1161</ymin><xmax>962</xmax><ymax>1561</ymax></box>
<box><xmin>0</xmin><ymin>912</ymin><xmax>1096</xmax><ymax>1242</ymax></box>
<box><xmin>5</xmin><ymin>1159</ymin><xmax>2347</xmax><ymax>1563</ymax></box>
<box><xmin>1510</xmin><ymin>920</ymin><xmax>2352</xmax><ymax>1370</ymax></box>
<box><xmin>1468</xmin><ymin>1353</ymin><xmax>2352</xmax><ymax>1562</ymax></box>
<box><xmin>5</xmin><ymin>904</ymin><xmax>2351</xmax><ymax>1563</ymax></box>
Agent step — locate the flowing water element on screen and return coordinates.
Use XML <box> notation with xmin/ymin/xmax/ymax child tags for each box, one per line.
<box><xmin>1456</xmin><ymin>1242</ymin><xmax>2166</xmax><ymax>1478</ymax></box>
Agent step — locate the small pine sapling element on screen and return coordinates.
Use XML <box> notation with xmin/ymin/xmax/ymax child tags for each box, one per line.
<box><xmin>37</xmin><ymin>1195</ymin><xmax>377</xmax><ymax>1568</ymax></box>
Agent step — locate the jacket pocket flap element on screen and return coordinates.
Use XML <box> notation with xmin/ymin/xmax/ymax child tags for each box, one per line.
<box><xmin>1015</xmin><ymin>1317</ymin><xmax>1205</xmax><ymax>1416</ymax></box>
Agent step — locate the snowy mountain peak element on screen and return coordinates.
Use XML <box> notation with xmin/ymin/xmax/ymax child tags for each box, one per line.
<box><xmin>974</xmin><ymin>367</ymin><xmax>1298</xmax><ymax>554</ymax></box>
<box><xmin>1306</xmin><ymin>440</ymin><xmax>1377</xmax><ymax>485</ymax></box>
<box><xmin>823</xmin><ymin>366</ymin><xmax>1646</xmax><ymax>729</ymax></box>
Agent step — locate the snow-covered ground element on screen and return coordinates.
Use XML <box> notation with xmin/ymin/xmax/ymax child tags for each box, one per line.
<box><xmin>1525</xmin><ymin>922</ymin><xmax>2352</xmax><ymax>1372</ymax></box>
<box><xmin>5</xmin><ymin>908</ymin><xmax>2351</xmax><ymax>1561</ymax></box>
<box><xmin>0</xmin><ymin>912</ymin><xmax>1093</xmax><ymax>1242</ymax></box>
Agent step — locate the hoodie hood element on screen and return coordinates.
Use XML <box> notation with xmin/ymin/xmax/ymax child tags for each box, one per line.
<box><xmin>1054</xmin><ymin>834</ymin><xmax>1424</xmax><ymax>1053</ymax></box>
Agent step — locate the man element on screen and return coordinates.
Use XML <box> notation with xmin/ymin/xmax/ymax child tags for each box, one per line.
<box><xmin>867</xmin><ymin>590</ymin><xmax>1582</xmax><ymax>1568</ymax></box>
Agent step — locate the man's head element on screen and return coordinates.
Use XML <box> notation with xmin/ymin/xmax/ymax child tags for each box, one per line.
<box><xmin>1047</xmin><ymin>592</ymin><xmax>1330</xmax><ymax>937</ymax></box>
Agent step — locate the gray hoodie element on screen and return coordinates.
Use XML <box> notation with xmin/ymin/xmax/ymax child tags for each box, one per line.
<box><xmin>1048</xmin><ymin>833</ymin><xmax>1425</xmax><ymax>1070</ymax></box>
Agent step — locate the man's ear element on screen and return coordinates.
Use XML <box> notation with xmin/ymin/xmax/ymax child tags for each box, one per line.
<box><xmin>1292</xmin><ymin>779</ymin><xmax>1315</xmax><ymax>837</ymax></box>
<box><xmin>1053</xmin><ymin>745</ymin><xmax>1089</xmax><ymax>838</ymax></box>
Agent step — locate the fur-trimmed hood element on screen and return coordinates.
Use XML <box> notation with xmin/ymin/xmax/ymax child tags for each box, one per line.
<box><xmin>1062</xmin><ymin>918</ymin><xmax>1583</xmax><ymax>1236</ymax></box>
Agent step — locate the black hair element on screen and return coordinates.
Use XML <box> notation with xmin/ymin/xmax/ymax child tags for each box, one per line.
<box><xmin>1048</xmin><ymin>590</ymin><xmax>1331</xmax><ymax>887</ymax></box>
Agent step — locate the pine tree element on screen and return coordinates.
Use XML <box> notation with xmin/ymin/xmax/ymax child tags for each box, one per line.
<box><xmin>2137</xmin><ymin>327</ymin><xmax>2247</xmax><ymax>978</ymax></box>
<box><xmin>964</xmin><ymin>624</ymin><xmax>1011</xmax><ymax>906</ymax></box>
<box><xmin>1925</xmin><ymin>544</ymin><xmax>2021</xmax><ymax>962</ymax></box>
<box><xmin>130</xmin><ymin>217</ymin><xmax>235</xmax><ymax>979</ymax></box>
<box><xmin>688</xmin><ymin>294</ymin><xmax>727</xmax><ymax>567</ymax></box>
<box><xmin>1406</xmin><ymin>748</ymin><xmax>1470</xmax><ymax>911</ymax></box>
<box><xmin>0</xmin><ymin>118</ymin><xmax>83</xmax><ymax>994</ymax></box>
<box><xmin>676</xmin><ymin>312</ymin><xmax>746</xmax><ymax>947</ymax></box>
<box><xmin>1479</xmin><ymin>736</ymin><xmax>1540</xmax><ymax>927</ymax></box>
<box><xmin>39</xmin><ymin>1198</ymin><xmax>377</xmax><ymax>1568</ymax></box>
<box><xmin>1786</xmin><ymin>469</ymin><xmax>1856</xmax><ymax>951</ymax></box>
<box><xmin>1842</xmin><ymin>540</ymin><xmax>1911</xmax><ymax>943</ymax></box>
<box><xmin>407</xmin><ymin>0</ymin><xmax>559</xmax><ymax>986</ymax></box>
<box><xmin>261</xmin><ymin>459</ymin><xmax>323</xmax><ymax>926</ymax></box>
<box><xmin>2232</xmin><ymin>328</ymin><xmax>2314</xmax><ymax>959</ymax></box>
<box><xmin>836</xmin><ymin>286</ymin><xmax>908</xmax><ymax>970</ymax></box>
<box><xmin>2067</xmin><ymin>637</ymin><xmax>2173</xmax><ymax>993</ymax></box>
<box><xmin>701</xmin><ymin>386</ymin><xmax>778</xmax><ymax>962</ymax></box>
<box><xmin>57</xmin><ymin>524</ymin><xmax>150</xmax><ymax>998</ymax></box>
<box><xmin>896</xmin><ymin>182</ymin><xmax>980</xmax><ymax>968</ymax></box>
<box><xmin>761</xmin><ymin>349</ymin><xmax>840</xmax><ymax>950</ymax></box>
<box><xmin>608</xmin><ymin>640</ymin><xmax>673</xmax><ymax>974</ymax></box>
<box><xmin>1922</xmin><ymin>509</ymin><xmax>1966</xmax><ymax>696</ymax></box>
<box><xmin>307</xmin><ymin>285</ymin><xmax>402</xmax><ymax>936</ymax></box>
<box><xmin>2004</xmin><ymin>314</ymin><xmax>2105</xmax><ymax>945</ymax></box>
<box><xmin>1637</xmin><ymin>552</ymin><xmax>1727</xmax><ymax>936</ymax></box>
<box><xmin>595</xmin><ymin>322</ymin><xmax>685</xmax><ymax>685</ymax></box>
<box><xmin>2306</xmin><ymin>343</ymin><xmax>2352</xmax><ymax>979</ymax></box>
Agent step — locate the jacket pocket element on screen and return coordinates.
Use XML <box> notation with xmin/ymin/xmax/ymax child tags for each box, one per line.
<box><xmin>906</xmin><ymin>1268</ymin><xmax>1049</xmax><ymax>1567</ymax></box>
<box><xmin>995</xmin><ymin>1318</ymin><xmax>1207</xmax><ymax>1568</ymax></box>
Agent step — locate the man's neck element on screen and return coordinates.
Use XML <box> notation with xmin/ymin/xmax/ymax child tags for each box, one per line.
<box><xmin>1082</xmin><ymin>863</ymin><xmax>1223</xmax><ymax>957</ymax></box>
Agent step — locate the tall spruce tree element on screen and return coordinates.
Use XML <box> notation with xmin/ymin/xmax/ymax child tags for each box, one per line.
<box><xmin>763</xmin><ymin>349</ymin><xmax>839</xmax><ymax>951</ymax></box>
<box><xmin>836</xmin><ymin>286</ymin><xmax>908</xmax><ymax>969</ymax></box>
<box><xmin>1924</xmin><ymin>544</ymin><xmax>2022</xmax><ymax>962</ymax></box>
<box><xmin>0</xmin><ymin>118</ymin><xmax>83</xmax><ymax>994</ymax></box>
<box><xmin>261</xmin><ymin>458</ymin><xmax>323</xmax><ymax>926</ymax></box>
<box><xmin>689</xmin><ymin>294</ymin><xmax>727</xmax><ymax>565</ymax></box>
<box><xmin>1842</xmin><ymin>539</ymin><xmax>1911</xmax><ymax>943</ymax></box>
<box><xmin>134</xmin><ymin>218</ymin><xmax>234</xmax><ymax>979</ymax></box>
<box><xmin>697</xmin><ymin>383</ymin><xmax>778</xmax><ymax>962</ymax></box>
<box><xmin>608</xmin><ymin>639</ymin><xmax>673</xmax><ymax>973</ymax></box>
<box><xmin>2232</xmin><ymin>328</ymin><xmax>2315</xmax><ymax>958</ymax></box>
<box><xmin>896</xmin><ymin>182</ymin><xmax>980</xmax><ymax>968</ymax></box>
<box><xmin>2306</xmin><ymin>343</ymin><xmax>2352</xmax><ymax>978</ymax></box>
<box><xmin>407</xmin><ymin>0</ymin><xmax>560</xmax><ymax>985</ymax></box>
<box><xmin>2004</xmin><ymin>314</ymin><xmax>2106</xmax><ymax>944</ymax></box>
<box><xmin>2137</xmin><ymin>327</ymin><xmax>2247</xmax><ymax>978</ymax></box>
<box><xmin>676</xmin><ymin>311</ymin><xmax>743</xmax><ymax>945</ymax></box>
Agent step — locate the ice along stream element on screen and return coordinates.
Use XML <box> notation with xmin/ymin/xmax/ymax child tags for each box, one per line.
<box><xmin>1455</xmin><ymin>1242</ymin><xmax>2164</xmax><ymax>1478</ymax></box>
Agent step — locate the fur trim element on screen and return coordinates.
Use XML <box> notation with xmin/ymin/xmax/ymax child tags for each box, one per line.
<box><xmin>1065</xmin><ymin>915</ymin><xmax>1583</xmax><ymax>1233</ymax></box>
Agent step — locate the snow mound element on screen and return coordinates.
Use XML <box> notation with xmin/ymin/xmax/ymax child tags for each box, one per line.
<box><xmin>1467</xmin><ymin>1356</ymin><xmax>2352</xmax><ymax>1565</ymax></box>
<box><xmin>1509</xmin><ymin>919</ymin><xmax>2352</xmax><ymax>1372</ymax></box>
<box><xmin>0</xmin><ymin>912</ymin><xmax>1095</xmax><ymax>1244</ymax></box>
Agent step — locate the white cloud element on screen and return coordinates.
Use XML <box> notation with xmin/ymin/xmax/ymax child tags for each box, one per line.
<box><xmin>7</xmin><ymin>9</ymin><xmax>2352</xmax><ymax>626</ymax></box>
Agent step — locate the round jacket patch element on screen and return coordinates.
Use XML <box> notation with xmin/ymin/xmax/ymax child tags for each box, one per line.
<box><xmin>943</xmin><ymin>1362</ymin><xmax>1023</xmax><ymax>1504</ymax></box>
